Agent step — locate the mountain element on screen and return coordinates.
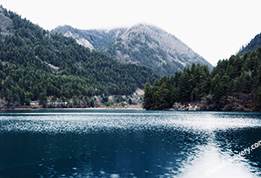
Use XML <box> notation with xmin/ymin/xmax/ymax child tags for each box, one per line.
<box><xmin>0</xmin><ymin>7</ymin><xmax>14</xmax><ymax>37</ymax></box>
<box><xmin>53</xmin><ymin>24</ymin><xmax>213</xmax><ymax>76</ymax></box>
<box><xmin>238</xmin><ymin>33</ymin><xmax>261</xmax><ymax>55</ymax></box>
<box><xmin>0</xmin><ymin>5</ymin><xmax>159</xmax><ymax>107</ymax></box>
<box><xmin>104</xmin><ymin>24</ymin><xmax>213</xmax><ymax>75</ymax></box>
<box><xmin>53</xmin><ymin>25</ymin><xmax>127</xmax><ymax>50</ymax></box>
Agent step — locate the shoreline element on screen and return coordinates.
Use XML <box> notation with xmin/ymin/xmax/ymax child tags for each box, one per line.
<box><xmin>1</xmin><ymin>107</ymin><xmax>259</xmax><ymax>112</ymax></box>
<box><xmin>0</xmin><ymin>106</ymin><xmax>144</xmax><ymax>111</ymax></box>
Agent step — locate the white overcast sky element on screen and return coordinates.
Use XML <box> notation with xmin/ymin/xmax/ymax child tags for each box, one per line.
<box><xmin>1</xmin><ymin>0</ymin><xmax>261</xmax><ymax>66</ymax></box>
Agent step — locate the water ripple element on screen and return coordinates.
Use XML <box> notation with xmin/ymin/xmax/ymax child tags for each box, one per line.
<box><xmin>0</xmin><ymin>111</ymin><xmax>261</xmax><ymax>134</ymax></box>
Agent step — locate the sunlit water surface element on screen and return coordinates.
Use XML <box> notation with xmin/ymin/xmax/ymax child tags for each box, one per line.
<box><xmin>0</xmin><ymin>110</ymin><xmax>261</xmax><ymax>178</ymax></box>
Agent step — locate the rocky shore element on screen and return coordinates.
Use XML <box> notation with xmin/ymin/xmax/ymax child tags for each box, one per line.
<box><xmin>170</xmin><ymin>93</ymin><xmax>257</xmax><ymax>111</ymax></box>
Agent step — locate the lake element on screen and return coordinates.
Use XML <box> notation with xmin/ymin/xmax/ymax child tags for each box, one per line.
<box><xmin>0</xmin><ymin>110</ymin><xmax>261</xmax><ymax>178</ymax></box>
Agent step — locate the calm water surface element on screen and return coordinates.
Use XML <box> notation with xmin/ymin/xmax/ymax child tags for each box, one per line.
<box><xmin>0</xmin><ymin>110</ymin><xmax>261</xmax><ymax>178</ymax></box>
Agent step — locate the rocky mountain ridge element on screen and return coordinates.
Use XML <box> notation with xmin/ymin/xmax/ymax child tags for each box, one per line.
<box><xmin>53</xmin><ymin>25</ymin><xmax>127</xmax><ymax>50</ymax></box>
<box><xmin>53</xmin><ymin>24</ymin><xmax>213</xmax><ymax>76</ymax></box>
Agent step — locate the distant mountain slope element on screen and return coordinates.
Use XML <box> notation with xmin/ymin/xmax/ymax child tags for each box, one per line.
<box><xmin>238</xmin><ymin>33</ymin><xmax>261</xmax><ymax>55</ymax></box>
<box><xmin>53</xmin><ymin>25</ymin><xmax>127</xmax><ymax>50</ymax></box>
<box><xmin>0</xmin><ymin>5</ymin><xmax>159</xmax><ymax>106</ymax></box>
<box><xmin>53</xmin><ymin>24</ymin><xmax>213</xmax><ymax>76</ymax></box>
<box><xmin>104</xmin><ymin>24</ymin><xmax>213</xmax><ymax>75</ymax></box>
<box><xmin>0</xmin><ymin>7</ymin><xmax>14</xmax><ymax>37</ymax></box>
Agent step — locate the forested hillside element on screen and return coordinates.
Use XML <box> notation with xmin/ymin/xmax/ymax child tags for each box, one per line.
<box><xmin>0</xmin><ymin>6</ymin><xmax>159</xmax><ymax>107</ymax></box>
<box><xmin>144</xmin><ymin>47</ymin><xmax>261</xmax><ymax>111</ymax></box>
<box><xmin>238</xmin><ymin>33</ymin><xmax>261</xmax><ymax>55</ymax></box>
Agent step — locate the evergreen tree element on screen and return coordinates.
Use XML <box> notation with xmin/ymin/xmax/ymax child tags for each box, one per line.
<box><xmin>255</xmin><ymin>87</ymin><xmax>261</xmax><ymax>109</ymax></box>
<box><xmin>143</xmin><ymin>82</ymin><xmax>153</xmax><ymax>110</ymax></box>
<box><xmin>143</xmin><ymin>46</ymin><xmax>261</xmax><ymax>111</ymax></box>
<box><xmin>39</xmin><ymin>92</ymin><xmax>47</xmax><ymax>107</ymax></box>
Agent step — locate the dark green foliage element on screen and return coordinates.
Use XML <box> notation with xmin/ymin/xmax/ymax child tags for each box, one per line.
<box><xmin>143</xmin><ymin>64</ymin><xmax>211</xmax><ymax>110</ymax></box>
<box><xmin>144</xmin><ymin>47</ymin><xmax>261</xmax><ymax>110</ymax></box>
<box><xmin>39</xmin><ymin>92</ymin><xmax>47</xmax><ymax>107</ymax></box>
<box><xmin>143</xmin><ymin>82</ymin><xmax>153</xmax><ymax>110</ymax></box>
<box><xmin>0</xmin><ymin>7</ymin><xmax>159</xmax><ymax>105</ymax></box>
<box><xmin>255</xmin><ymin>87</ymin><xmax>261</xmax><ymax>109</ymax></box>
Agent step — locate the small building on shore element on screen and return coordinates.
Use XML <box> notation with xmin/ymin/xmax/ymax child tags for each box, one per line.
<box><xmin>30</xmin><ymin>101</ymin><xmax>40</xmax><ymax>107</ymax></box>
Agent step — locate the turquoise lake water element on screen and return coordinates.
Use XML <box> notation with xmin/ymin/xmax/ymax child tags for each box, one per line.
<box><xmin>0</xmin><ymin>110</ymin><xmax>261</xmax><ymax>177</ymax></box>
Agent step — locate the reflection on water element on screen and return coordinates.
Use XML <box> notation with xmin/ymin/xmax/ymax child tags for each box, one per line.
<box><xmin>177</xmin><ymin>138</ymin><xmax>260</xmax><ymax>178</ymax></box>
<box><xmin>0</xmin><ymin>111</ymin><xmax>261</xmax><ymax>177</ymax></box>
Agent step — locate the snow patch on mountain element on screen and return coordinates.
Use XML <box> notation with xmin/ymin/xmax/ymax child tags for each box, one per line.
<box><xmin>64</xmin><ymin>31</ymin><xmax>94</xmax><ymax>49</ymax></box>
